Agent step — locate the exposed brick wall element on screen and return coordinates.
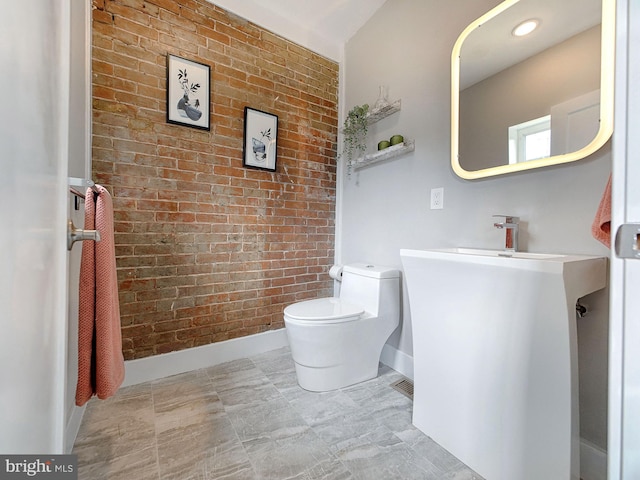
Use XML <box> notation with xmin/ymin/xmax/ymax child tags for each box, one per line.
<box><xmin>91</xmin><ymin>0</ymin><xmax>339</xmax><ymax>360</ymax></box>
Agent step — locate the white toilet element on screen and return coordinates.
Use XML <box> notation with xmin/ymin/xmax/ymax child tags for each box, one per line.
<box><xmin>283</xmin><ymin>263</ymin><xmax>400</xmax><ymax>392</ymax></box>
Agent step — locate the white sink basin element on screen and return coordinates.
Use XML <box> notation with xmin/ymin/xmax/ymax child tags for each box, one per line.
<box><xmin>400</xmin><ymin>248</ymin><xmax>607</xmax><ymax>480</ymax></box>
<box><xmin>431</xmin><ymin>247</ymin><xmax>566</xmax><ymax>259</ymax></box>
<box><xmin>403</xmin><ymin>247</ymin><xmax>606</xmax><ymax>300</ymax></box>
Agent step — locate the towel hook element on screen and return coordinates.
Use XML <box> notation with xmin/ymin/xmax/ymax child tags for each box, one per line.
<box><xmin>67</xmin><ymin>220</ymin><xmax>101</xmax><ymax>251</ymax></box>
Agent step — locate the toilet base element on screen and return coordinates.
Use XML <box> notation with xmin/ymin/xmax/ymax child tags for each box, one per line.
<box><xmin>293</xmin><ymin>360</ymin><xmax>379</xmax><ymax>392</ymax></box>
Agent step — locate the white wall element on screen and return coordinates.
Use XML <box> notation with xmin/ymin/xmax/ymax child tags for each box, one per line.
<box><xmin>339</xmin><ymin>0</ymin><xmax>611</xmax><ymax>451</ymax></box>
<box><xmin>209</xmin><ymin>0</ymin><xmax>387</xmax><ymax>61</ymax></box>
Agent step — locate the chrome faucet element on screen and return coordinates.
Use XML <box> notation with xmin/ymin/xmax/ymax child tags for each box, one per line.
<box><xmin>493</xmin><ymin>215</ymin><xmax>519</xmax><ymax>252</ymax></box>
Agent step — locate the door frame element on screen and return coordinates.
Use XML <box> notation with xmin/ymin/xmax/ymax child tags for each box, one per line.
<box><xmin>609</xmin><ymin>0</ymin><xmax>640</xmax><ymax>477</ymax></box>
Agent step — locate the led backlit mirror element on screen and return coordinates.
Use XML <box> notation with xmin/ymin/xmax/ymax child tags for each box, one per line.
<box><xmin>451</xmin><ymin>0</ymin><xmax>614</xmax><ymax>180</ymax></box>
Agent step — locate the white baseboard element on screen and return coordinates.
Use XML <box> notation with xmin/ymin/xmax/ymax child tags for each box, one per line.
<box><xmin>123</xmin><ymin>331</ymin><xmax>410</xmax><ymax>388</ymax></box>
<box><xmin>122</xmin><ymin>329</ymin><xmax>290</xmax><ymax>387</ymax></box>
<box><xmin>64</xmin><ymin>404</ymin><xmax>86</xmax><ymax>453</ymax></box>
<box><xmin>123</xmin><ymin>332</ymin><xmax>411</xmax><ymax>388</ymax></box>
<box><xmin>380</xmin><ymin>343</ymin><xmax>414</xmax><ymax>380</ymax></box>
<box><xmin>580</xmin><ymin>438</ymin><xmax>607</xmax><ymax>480</ymax></box>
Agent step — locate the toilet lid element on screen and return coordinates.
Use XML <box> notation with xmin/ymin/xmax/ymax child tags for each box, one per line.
<box><xmin>284</xmin><ymin>298</ymin><xmax>364</xmax><ymax>323</ymax></box>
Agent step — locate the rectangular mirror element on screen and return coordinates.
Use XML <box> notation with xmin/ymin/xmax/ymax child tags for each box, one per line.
<box><xmin>451</xmin><ymin>0</ymin><xmax>615</xmax><ymax>180</ymax></box>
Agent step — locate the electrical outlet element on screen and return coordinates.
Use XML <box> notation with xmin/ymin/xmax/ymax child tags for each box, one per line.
<box><xmin>430</xmin><ymin>187</ymin><xmax>444</xmax><ymax>209</ymax></box>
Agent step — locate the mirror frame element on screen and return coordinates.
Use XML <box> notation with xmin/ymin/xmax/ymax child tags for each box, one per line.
<box><xmin>451</xmin><ymin>0</ymin><xmax>615</xmax><ymax>180</ymax></box>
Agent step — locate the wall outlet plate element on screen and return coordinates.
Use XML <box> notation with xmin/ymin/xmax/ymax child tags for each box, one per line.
<box><xmin>431</xmin><ymin>187</ymin><xmax>444</xmax><ymax>209</ymax></box>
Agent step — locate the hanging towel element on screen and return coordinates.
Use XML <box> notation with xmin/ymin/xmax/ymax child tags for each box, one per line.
<box><xmin>76</xmin><ymin>185</ymin><xmax>125</xmax><ymax>406</ymax></box>
<box><xmin>591</xmin><ymin>174</ymin><xmax>612</xmax><ymax>248</ymax></box>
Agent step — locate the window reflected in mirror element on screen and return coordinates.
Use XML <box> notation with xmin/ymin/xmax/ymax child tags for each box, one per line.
<box><xmin>508</xmin><ymin>115</ymin><xmax>550</xmax><ymax>164</ymax></box>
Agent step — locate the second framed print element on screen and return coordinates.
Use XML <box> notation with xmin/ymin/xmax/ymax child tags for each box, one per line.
<box><xmin>243</xmin><ymin>107</ymin><xmax>278</xmax><ymax>171</ymax></box>
<box><xmin>166</xmin><ymin>54</ymin><xmax>210</xmax><ymax>130</ymax></box>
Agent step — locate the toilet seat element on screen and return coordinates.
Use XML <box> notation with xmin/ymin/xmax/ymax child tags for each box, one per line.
<box><xmin>284</xmin><ymin>298</ymin><xmax>364</xmax><ymax>323</ymax></box>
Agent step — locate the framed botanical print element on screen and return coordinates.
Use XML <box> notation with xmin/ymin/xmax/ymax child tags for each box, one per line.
<box><xmin>166</xmin><ymin>54</ymin><xmax>210</xmax><ymax>130</ymax></box>
<box><xmin>243</xmin><ymin>107</ymin><xmax>278</xmax><ymax>171</ymax></box>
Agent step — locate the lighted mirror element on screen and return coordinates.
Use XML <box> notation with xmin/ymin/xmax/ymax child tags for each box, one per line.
<box><xmin>451</xmin><ymin>0</ymin><xmax>614</xmax><ymax>180</ymax></box>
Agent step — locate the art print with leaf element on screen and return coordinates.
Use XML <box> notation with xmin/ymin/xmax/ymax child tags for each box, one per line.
<box><xmin>167</xmin><ymin>55</ymin><xmax>210</xmax><ymax>130</ymax></box>
<box><xmin>243</xmin><ymin>107</ymin><xmax>278</xmax><ymax>171</ymax></box>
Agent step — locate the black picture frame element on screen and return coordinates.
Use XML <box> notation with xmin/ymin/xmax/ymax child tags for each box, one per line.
<box><xmin>242</xmin><ymin>107</ymin><xmax>278</xmax><ymax>172</ymax></box>
<box><xmin>166</xmin><ymin>54</ymin><xmax>210</xmax><ymax>131</ymax></box>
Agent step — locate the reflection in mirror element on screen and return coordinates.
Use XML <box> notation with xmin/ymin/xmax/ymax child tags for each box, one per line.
<box><xmin>451</xmin><ymin>0</ymin><xmax>614</xmax><ymax>180</ymax></box>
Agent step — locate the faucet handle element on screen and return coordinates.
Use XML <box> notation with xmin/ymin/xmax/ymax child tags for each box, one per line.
<box><xmin>493</xmin><ymin>214</ymin><xmax>519</xmax><ymax>224</ymax></box>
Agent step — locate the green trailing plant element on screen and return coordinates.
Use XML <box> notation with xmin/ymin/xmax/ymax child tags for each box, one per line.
<box><xmin>341</xmin><ymin>104</ymin><xmax>369</xmax><ymax>174</ymax></box>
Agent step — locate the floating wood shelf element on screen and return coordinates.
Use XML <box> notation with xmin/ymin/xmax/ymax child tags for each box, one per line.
<box><xmin>344</xmin><ymin>98</ymin><xmax>411</xmax><ymax>172</ymax></box>
<box><xmin>353</xmin><ymin>140</ymin><xmax>415</xmax><ymax>170</ymax></box>
<box><xmin>366</xmin><ymin>99</ymin><xmax>401</xmax><ymax>125</ymax></box>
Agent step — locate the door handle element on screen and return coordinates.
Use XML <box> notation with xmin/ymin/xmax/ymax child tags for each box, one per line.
<box><xmin>615</xmin><ymin>223</ymin><xmax>640</xmax><ymax>259</ymax></box>
<box><xmin>67</xmin><ymin>220</ymin><xmax>101</xmax><ymax>251</ymax></box>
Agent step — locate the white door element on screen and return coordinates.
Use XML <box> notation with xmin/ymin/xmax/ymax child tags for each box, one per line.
<box><xmin>550</xmin><ymin>89</ymin><xmax>601</xmax><ymax>156</ymax></box>
<box><xmin>0</xmin><ymin>0</ymin><xmax>89</xmax><ymax>454</ymax></box>
<box><xmin>608</xmin><ymin>0</ymin><xmax>640</xmax><ymax>478</ymax></box>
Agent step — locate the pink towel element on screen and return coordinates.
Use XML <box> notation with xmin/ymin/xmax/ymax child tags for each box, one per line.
<box><xmin>76</xmin><ymin>185</ymin><xmax>125</xmax><ymax>406</ymax></box>
<box><xmin>591</xmin><ymin>174</ymin><xmax>612</xmax><ymax>248</ymax></box>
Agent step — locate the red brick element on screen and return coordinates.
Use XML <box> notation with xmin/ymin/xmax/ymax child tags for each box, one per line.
<box><xmin>93</xmin><ymin>8</ymin><xmax>114</xmax><ymax>24</ymax></box>
<box><xmin>93</xmin><ymin>0</ymin><xmax>337</xmax><ymax>360</ymax></box>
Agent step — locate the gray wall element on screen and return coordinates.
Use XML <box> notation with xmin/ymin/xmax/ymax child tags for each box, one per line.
<box><xmin>340</xmin><ymin>0</ymin><xmax>610</xmax><ymax>451</ymax></box>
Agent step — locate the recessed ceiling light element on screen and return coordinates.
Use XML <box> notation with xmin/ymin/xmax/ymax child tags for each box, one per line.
<box><xmin>512</xmin><ymin>19</ymin><xmax>539</xmax><ymax>37</ymax></box>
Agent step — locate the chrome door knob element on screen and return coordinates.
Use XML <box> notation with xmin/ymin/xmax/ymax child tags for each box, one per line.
<box><xmin>67</xmin><ymin>219</ymin><xmax>101</xmax><ymax>251</ymax></box>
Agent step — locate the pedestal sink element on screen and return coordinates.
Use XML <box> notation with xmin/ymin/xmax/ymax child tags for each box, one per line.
<box><xmin>400</xmin><ymin>248</ymin><xmax>607</xmax><ymax>480</ymax></box>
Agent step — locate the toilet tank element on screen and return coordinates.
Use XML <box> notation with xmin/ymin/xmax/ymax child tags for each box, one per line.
<box><xmin>340</xmin><ymin>263</ymin><xmax>400</xmax><ymax>317</ymax></box>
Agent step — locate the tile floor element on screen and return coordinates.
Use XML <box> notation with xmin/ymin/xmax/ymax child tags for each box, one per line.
<box><xmin>73</xmin><ymin>347</ymin><xmax>483</xmax><ymax>479</ymax></box>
